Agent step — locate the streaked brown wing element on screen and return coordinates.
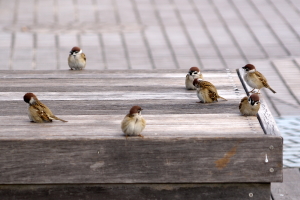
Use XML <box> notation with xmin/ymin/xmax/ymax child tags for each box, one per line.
<box><xmin>239</xmin><ymin>97</ymin><xmax>248</xmax><ymax>110</ymax></box>
<box><xmin>208</xmin><ymin>90</ymin><xmax>218</xmax><ymax>101</ymax></box>
<box><xmin>29</xmin><ymin>105</ymin><xmax>51</xmax><ymax>123</ymax></box>
<box><xmin>255</xmin><ymin>71</ymin><xmax>269</xmax><ymax>88</ymax></box>
<box><xmin>82</xmin><ymin>53</ymin><xmax>86</xmax><ymax>61</ymax></box>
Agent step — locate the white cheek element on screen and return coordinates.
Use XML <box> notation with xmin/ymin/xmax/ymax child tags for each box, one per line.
<box><xmin>29</xmin><ymin>98</ymin><xmax>35</xmax><ymax>104</ymax></box>
<box><xmin>248</xmin><ymin>69</ymin><xmax>256</xmax><ymax>73</ymax></box>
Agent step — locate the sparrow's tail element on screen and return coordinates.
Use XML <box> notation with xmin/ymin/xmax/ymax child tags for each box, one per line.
<box><xmin>268</xmin><ymin>87</ymin><xmax>276</xmax><ymax>93</ymax></box>
<box><xmin>51</xmin><ymin>115</ymin><xmax>68</xmax><ymax>122</ymax></box>
<box><xmin>218</xmin><ymin>96</ymin><xmax>227</xmax><ymax>101</ymax></box>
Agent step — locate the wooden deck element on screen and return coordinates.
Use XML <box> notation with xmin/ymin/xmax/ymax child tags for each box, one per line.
<box><xmin>0</xmin><ymin>70</ymin><xmax>282</xmax><ymax>199</ymax></box>
<box><xmin>1</xmin><ymin>0</ymin><xmax>300</xmax><ymax>118</ymax></box>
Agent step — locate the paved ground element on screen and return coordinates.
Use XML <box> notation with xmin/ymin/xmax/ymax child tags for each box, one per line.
<box><xmin>276</xmin><ymin>117</ymin><xmax>300</xmax><ymax>167</ymax></box>
<box><xmin>0</xmin><ymin>0</ymin><xmax>299</xmax><ymax>166</ymax></box>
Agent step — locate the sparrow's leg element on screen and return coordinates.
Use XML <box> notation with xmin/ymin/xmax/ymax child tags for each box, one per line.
<box><xmin>196</xmin><ymin>101</ymin><xmax>204</xmax><ymax>103</ymax></box>
<box><xmin>138</xmin><ymin>134</ymin><xmax>144</xmax><ymax>138</ymax></box>
<box><xmin>249</xmin><ymin>88</ymin><xmax>255</xmax><ymax>93</ymax></box>
<box><xmin>252</xmin><ymin>89</ymin><xmax>260</xmax><ymax>94</ymax></box>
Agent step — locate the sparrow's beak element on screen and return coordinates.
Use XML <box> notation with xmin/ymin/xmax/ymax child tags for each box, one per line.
<box><xmin>189</xmin><ymin>71</ymin><xmax>193</xmax><ymax>75</ymax></box>
<box><xmin>242</xmin><ymin>66</ymin><xmax>246</xmax><ymax>69</ymax></box>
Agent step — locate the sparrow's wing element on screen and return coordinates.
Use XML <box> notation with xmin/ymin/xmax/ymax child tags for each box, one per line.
<box><xmin>200</xmin><ymin>81</ymin><xmax>218</xmax><ymax>101</ymax></box>
<box><xmin>37</xmin><ymin>103</ymin><xmax>67</xmax><ymax>122</ymax></box>
<box><xmin>201</xmin><ymin>81</ymin><xmax>218</xmax><ymax>101</ymax></box>
<box><xmin>29</xmin><ymin>105</ymin><xmax>52</xmax><ymax>123</ymax></box>
<box><xmin>239</xmin><ymin>97</ymin><xmax>248</xmax><ymax>110</ymax></box>
<box><xmin>36</xmin><ymin>102</ymin><xmax>54</xmax><ymax>121</ymax></box>
<box><xmin>202</xmin><ymin>81</ymin><xmax>218</xmax><ymax>93</ymax></box>
<box><xmin>121</xmin><ymin>114</ymin><xmax>135</xmax><ymax>134</ymax></box>
<box><xmin>208</xmin><ymin>90</ymin><xmax>218</xmax><ymax>101</ymax></box>
<box><xmin>255</xmin><ymin>71</ymin><xmax>269</xmax><ymax>87</ymax></box>
<box><xmin>141</xmin><ymin>117</ymin><xmax>146</xmax><ymax>131</ymax></box>
<box><xmin>82</xmin><ymin>53</ymin><xmax>86</xmax><ymax>61</ymax></box>
<box><xmin>203</xmin><ymin>81</ymin><xmax>227</xmax><ymax>101</ymax></box>
<box><xmin>185</xmin><ymin>74</ymin><xmax>189</xmax><ymax>82</ymax></box>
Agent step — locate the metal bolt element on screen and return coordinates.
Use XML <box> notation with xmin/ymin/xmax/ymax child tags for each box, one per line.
<box><xmin>269</xmin><ymin>145</ymin><xmax>274</xmax><ymax>150</ymax></box>
<box><xmin>270</xmin><ymin>168</ymin><xmax>274</xmax><ymax>173</ymax></box>
<box><xmin>249</xmin><ymin>193</ymin><xmax>253</xmax><ymax>197</ymax></box>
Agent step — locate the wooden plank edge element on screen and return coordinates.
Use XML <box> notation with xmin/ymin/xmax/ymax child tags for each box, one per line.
<box><xmin>0</xmin><ymin>183</ymin><xmax>271</xmax><ymax>200</ymax></box>
<box><xmin>236</xmin><ymin>69</ymin><xmax>281</xmax><ymax>136</ymax></box>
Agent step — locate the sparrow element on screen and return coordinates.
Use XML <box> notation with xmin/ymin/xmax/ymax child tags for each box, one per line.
<box><xmin>185</xmin><ymin>66</ymin><xmax>203</xmax><ymax>90</ymax></box>
<box><xmin>68</xmin><ymin>46</ymin><xmax>86</xmax><ymax>70</ymax></box>
<box><xmin>121</xmin><ymin>106</ymin><xmax>146</xmax><ymax>137</ymax></box>
<box><xmin>193</xmin><ymin>79</ymin><xmax>227</xmax><ymax>103</ymax></box>
<box><xmin>23</xmin><ymin>93</ymin><xmax>67</xmax><ymax>123</ymax></box>
<box><xmin>239</xmin><ymin>94</ymin><xmax>260</xmax><ymax>116</ymax></box>
<box><xmin>242</xmin><ymin>64</ymin><xmax>276</xmax><ymax>94</ymax></box>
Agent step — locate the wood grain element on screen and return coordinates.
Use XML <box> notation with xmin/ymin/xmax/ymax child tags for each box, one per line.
<box><xmin>0</xmin><ymin>136</ymin><xmax>282</xmax><ymax>184</ymax></box>
<box><xmin>0</xmin><ymin>114</ymin><xmax>264</xmax><ymax>139</ymax></box>
<box><xmin>0</xmin><ymin>183</ymin><xmax>271</xmax><ymax>200</ymax></box>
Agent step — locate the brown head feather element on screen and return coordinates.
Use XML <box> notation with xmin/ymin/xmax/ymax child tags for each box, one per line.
<box><xmin>242</xmin><ymin>64</ymin><xmax>256</xmax><ymax>71</ymax></box>
<box><xmin>23</xmin><ymin>93</ymin><xmax>37</xmax><ymax>103</ymax></box>
<box><xmin>129</xmin><ymin>106</ymin><xmax>143</xmax><ymax>115</ymax></box>
<box><xmin>71</xmin><ymin>46</ymin><xmax>81</xmax><ymax>52</ymax></box>
<box><xmin>189</xmin><ymin>66</ymin><xmax>200</xmax><ymax>72</ymax></box>
<box><xmin>250</xmin><ymin>94</ymin><xmax>260</xmax><ymax>102</ymax></box>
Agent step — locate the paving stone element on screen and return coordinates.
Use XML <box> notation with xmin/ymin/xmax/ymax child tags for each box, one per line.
<box><xmin>275</xmin><ymin>116</ymin><xmax>300</xmax><ymax>168</ymax></box>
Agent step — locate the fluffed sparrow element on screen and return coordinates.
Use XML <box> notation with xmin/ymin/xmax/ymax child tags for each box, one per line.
<box><xmin>23</xmin><ymin>93</ymin><xmax>67</xmax><ymax>123</ymax></box>
<box><xmin>121</xmin><ymin>106</ymin><xmax>146</xmax><ymax>137</ymax></box>
<box><xmin>239</xmin><ymin>94</ymin><xmax>260</xmax><ymax>116</ymax></box>
<box><xmin>242</xmin><ymin>64</ymin><xmax>276</xmax><ymax>94</ymax></box>
<box><xmin>185</xmin><ymin>66</ymin><xmax>203</xmax><ymax>90</ymax></box>
<box><xmin>193</xmin><ymin>79</ymin><xmax>227</xmax><ymax>103</ymax></box>
<box><xmin>68</xmin><ymin>46</ymin><xmax>86</xmax><ymax>70</ymax></box>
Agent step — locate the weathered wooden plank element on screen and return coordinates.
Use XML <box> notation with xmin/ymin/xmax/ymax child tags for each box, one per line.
<box><xmin>0</xmin><ymin>70</ymin><xmax>228</xmax><ymax>79</ymax></box>
<box><xmin>0</xmin><ymin>91</ymin><xmax>237</xmax><ymax>101</ymax></box>
<box><xmin>0</xmin><ymin>183</ymin><xmax>271</xmax><ymax>200</ymax></box>
<box><xmin>0</xmin><ymin>77</ymin><xmax>234</xmax><ymax>88</ymax></box>
<box><xmin>0</xmin><ymin>136</ymin><xmax>282</xmax><ymax>184</ymax></box>
<box><xmin>236</xmin><ymin>68</ymin><xmax>281</xmax><ymax>136</ymax></box>
<box><xmin>271</xmin><ymin>168</ymin><xmax>300</xmax><ymax>200</ymax></box>
<box><xmin>0</xmin><ymin>99</ymin><xmax>244</xmax><ymax>116</ymax></box>
<box><xmin>0</xmin><ymin>114</ymin><xmax>264</xmax><ymax>139</ymax></box>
